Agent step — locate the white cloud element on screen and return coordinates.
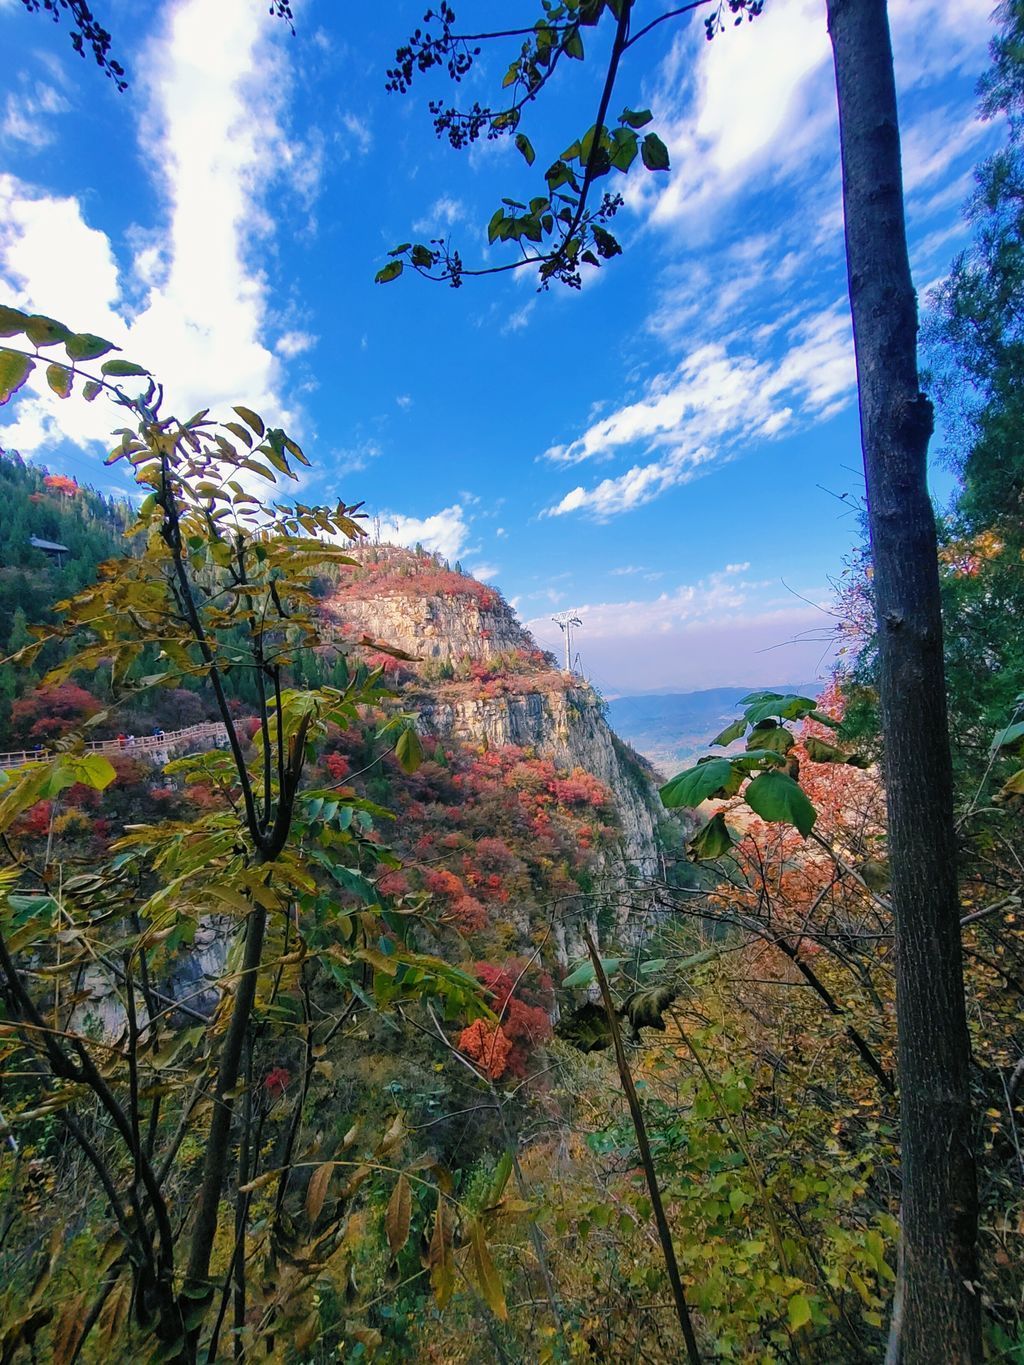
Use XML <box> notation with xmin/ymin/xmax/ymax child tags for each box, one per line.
<box><xmin>543</xmin><ymin>302</ymin><xmax>855</xmax><ymax>518</ymax></box>
<box><xmin>339</xmin><ymin>111</ymin><xmax>372</xmax><ymax>157</ymax></box>
<box><xmin>525</xmin><ymin>567</ymin><xmax>836</xmax><ymax>691</ymax></box>
<box><xmin>0</xmin><ymin>0</ymin><xmax>314</xmax><ymax>459</ymax></box>
<box><xmin>395</xmin><ymin>393</ymin><xmax>413</xmax><ymax>409</ymax></box>
<box><xmin>331</xmin><ymin>439</ymin><xmax>382</xmax><ymax>475</ymax></box>
<box><xmin>413</xmin><ymin>195</ymin><xmax>465</xmax><ymax>234</ymax></box>
<box><xmin>469</xmin><ymin>561</ymin><xmax>500</xmax><ymax>582</ymax></box>
<box><xmin>376</xmin><ymin>504</ymin><xmax>470</xmax><ymax>560</ymax></box>
<box><xmin>2</xmin><ymin>84</ymin><xmax>70</xmax><ymax>149</ymax></box>
<box><xmin>276</xmin><ymin>329</ymin><xmax>317</xmax><ymax>359</ymax></box>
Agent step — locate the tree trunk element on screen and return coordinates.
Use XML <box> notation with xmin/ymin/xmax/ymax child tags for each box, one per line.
<box><xmin>825</xmin><ymin>2</ymin><xmax>981</xmax><ymax>1359</ymax></box>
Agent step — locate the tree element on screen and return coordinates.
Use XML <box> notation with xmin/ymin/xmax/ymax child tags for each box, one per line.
<box><xmin>0</xmin><ymin>309</ymin><xmax>482</xmax><ymax>1362</ymax></box>
<box><xmin>382</xmin><ymin>2</ymin><xmax>982</xmax><ymax>1357</ymax></box>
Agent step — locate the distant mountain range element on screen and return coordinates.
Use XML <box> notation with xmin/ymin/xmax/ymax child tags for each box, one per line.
<box><xmin>606</xmin><ymin>684</ymin><xmax>819</xmax><ymax>778</ymax></box>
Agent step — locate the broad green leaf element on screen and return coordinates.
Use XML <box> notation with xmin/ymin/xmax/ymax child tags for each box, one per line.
<box><xmin>804</xmin><ymin>735</ymin><xmax>848</xmax><ymax>763</ymax></box>
<box><xmin>660</xmin><ymin>757</ymin><xmax>739</xmax><ymax>808</ymax></box>
<box><xmin>688</xmin><ymin>811</ymin><xmax>737</xmax><ymax>860</ymax></box>
<box><xmin>711</xmin><ymin>717</ymin><xmax>746</xmax><ymax>747</ymax></box>
<box><xmin>744</xmin><ymin>770</ymin><xmax>817</xmax><ymax>837</ymax></box>
<box><xmin>25</xmin><ymin>314</ymin><xmax>70</xmax><ymax>347</ymax></box>
<box><xmin>744</xmin><ymin>694</ymin><xmax>817</xmax><ymax>725</ymax></box>
<box><xmin>562</xmin><ymin>956</ymin><xmax>619</xmax><ymax>990</ymax></box>
<box><xmin>385</xmin><ymin>1174</ymin><xmax>412</xmax><ymax>1256</ymax></box>
<box><xmin>515</xmin><ymin>132</ymin><xmax>536</xmax><ymax>166</ymax></box>
<box><xmin>470</xmin><ymin>1218</ymin><xmax>508</xmax><ymax>1320</ymax></box>
<box><xmin>620</xmin><ymin>107</ymin><xmax>654</xmax><ymax>128</ymax></box>
<box><xmin>0</xmin><ymin>349</ymin><xmax>34</xmax><ymax>405</ymax></box>
<box><xmin>747</xmin><ymin>720</ymin><xmax>793</xmax><ymax>755</ymax></box>
<box><xmin>395</xmin><ymin>726</ymin><xmax>423</xmax><ymax>773</ymax></box>
<box><xmin>788</xmin><ymin>1292</ymin><xmax>812</xmax><ymax>1330</ymax></box>
<box><xmin>993</xmin><ymin>720</ymin><xmax>1024</xmax><ymax>750</ymax></box>
<box><xmin>808</xmin><ymin>708</ymin><xmax>841</xmax><ymax>728</ymax></box>
<box><xmin>64</xmin><ymin>332</ymin><xmax>116</xmax><ymax>361</ymax></box>
<box><xmin>100</xmin><ymin>359</ymin><xmax>149</xmax><ymax>378</ymax></box>
<box><xmin>0</xmin><ymin>305</ymin><xmax>28</xmax><ymax>337</ymax></box>
<box><xmin>739</xmin><ymin>690</ymin><xmax>783</xmax><ymax>705</ymax></box>
<box><xmin>45</xmin><ymin>363</ymin><xmax>73</xmax><ymax>399</ymax></box>
<box><xmin>641</xmin><ymin>132</ymin><xmax>670</xmax><ymax>171</ymax></box>
<box><xmin>376</xmin><ymin>260</ymin><xmax>404</xmax><ymax>284</ymax></box>
<box><xmin>82</xmin><ymin>379</ymin><xmax>102</xmax><ymax>402</ymax></box>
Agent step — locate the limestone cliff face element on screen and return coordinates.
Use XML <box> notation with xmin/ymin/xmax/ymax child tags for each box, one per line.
<box><xmin>329</xmin><ymin>547</ymin><xmax>668</xmax><ymax>957</ymax></box>
<box><xmin>340</xmin><ymin>590</ymin><xmax>526</xmax><ymax>665</ymax></box>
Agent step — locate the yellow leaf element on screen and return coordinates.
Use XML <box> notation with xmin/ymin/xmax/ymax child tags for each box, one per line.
<box><xmin>470</xmin><ymin>1217</ymin><xmax>508</xmax><ymax>1320</ymax></box>
<box><xmin>428</xmin><ymin>1193</ymin><xmax>453</xmax><ymax>1309</ymax></box>
<box><xmin>51</xmin><ymin>1292</ymin><xmax>87</xmax><ymax>1364</ymax></box>
<box><xmin>385</xmin><ymin>1174</ymin><xmax>412</xmax><ymax>1257</ymax></box>
<box><xmin>306</xmin><ymin>1161</ymin><xmax>334</xmax><ymax>1224</ymax></box>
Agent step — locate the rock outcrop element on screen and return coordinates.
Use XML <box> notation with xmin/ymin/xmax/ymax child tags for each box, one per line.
<box><xmin>329</xmin><ymin>545</ymin><xmax>671</xmax><ymax>957</ymax></box>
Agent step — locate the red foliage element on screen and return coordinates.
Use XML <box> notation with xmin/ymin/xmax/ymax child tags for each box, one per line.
<box><xmin>423</xmin><ymin>868</ymin><xmax>465</xmax><ymax>900</ymax></box>
<box><xmin>457</xmin><ymin>1019</ymin><xmax>513</xmax><ymax>1079</ymax></box>
<box><xmin>17</xmin><ymin>801</ymin><xmax>53</xmax><ymax>837</ymax></box>
<box><xmin>43</xmin><ymin>473</ymin><xmax>79</xmax><ymax>497</ymax></box>
<box><xmin>450</xmin><ymin>895</ymin><xmax>487</xmax><ymax>932</ymax></box>
<box><xmin>264</xmin><ymin>1066</ymin><xmax>290</xmax><ymax>1098</ymax></box>
<box><xmin>11</xmin><ymin>684</ymin><xmax>103</xmax><ymax>743</ymax></box>
<box><xmin>325</xmin><ymin>752</ymin><xmax>350</xmax><ymax>780</ymax></box>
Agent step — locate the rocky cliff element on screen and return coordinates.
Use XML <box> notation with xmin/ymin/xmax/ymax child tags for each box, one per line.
<box><xmin>328</xmin><ymin>545</ymin><xmax>671</xmax><ymax>956</ymax></box>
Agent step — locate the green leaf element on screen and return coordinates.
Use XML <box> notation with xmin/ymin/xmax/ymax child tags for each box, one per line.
<box><xmin>64</xmin><ymin>332</ymin><xmax>116</xmax><ymax>361</ymax></box>
<box><xmin>515</xmin><ymin>132</ymin><xmax>536</xmax><ymax>166</ymax></box>
<box><xmin>743</xmin><ymin>694</ymin><xmax>817</xmax><ymax>726</ymax></box>
<box><xmin>688</xmin><ymin>811</ymin><xmax>737</xmax><ymax>860</ymax></box>
<box><xmin>620</xmin><ymin>107</ymin><xmax>654</xmax><ymax>128</ymax></box>
<box><xmin>395</xmin><ymin>727</ymin><xmax>423</xmax><ymax>774</ymax></box>
<box><xmin>562</xmin><ymin>957</ymin><xmax>620</xmax><ymax>990</ymax></box>
<box><xmin>788</xmin><ymin>1292</ymin><xmax>812</xmax><ymax>1330</ymax></box>
<box><xmin>233</xmin><ymin>405</ymin><xmax>265</xmax><ymax>437</ymax></box>
<box><xmin>0</xmin><ymin>350</ymin><xmax>34</xmax><ymax>405</ymax></box>
<box><xmin>0</xmin><ymin>306</ymin><xmax>28</xmax><ymax>338</ymax></box>
<box><xmin>747</xmin><ymin>720</ymin><xmax>794</xmax><ymax>755</ymax></box>
<box><xmin>376</xmin><ymin>260</ymin><xmax>404</xmax><ymax>284</ymax></box>
<box><xmin>45</xmin><ymin>363</ymin><xmax>72</xmax><ymax>399</ymax></box>
<box><xmin>24</xmin><ymin>314</ymin><xmax>70</xmax><ymax>347</ymax></box>
<box><xmin>711</xmin><ymin>717</ymin><xmax>746</xmax><ymax>747</ymax></box>
<box><xmin>803</xmin><ymin>735</ymin><xmax>848</xmax><ymax>763</ymax></box>
<box><xmin>82</xmin><ymin>379</ymin><xmax>102</xmax><ymax>402</ymax></box>
<box><xmin>993</xmin><ymin>720</ymin><xmax>1024</xmax><ymax>750</ymax></box>
<box><xmin>100</xmin><ymin>359</ymin><xmax>148</xmax><ymax>378</ymax></box>
<box><xmin>739</xmin><ymin>691</ymin><xmax>783</xmax><ymax>705</ymax></box>
<box><xmin>470</xmin><ymin>1218</ymin><xmax>508</xmax><ymax>1319</ymax></box>
<box><xmin>608</xmin><ymin>127</ymin><xmax>638</xmax><ymax>172</ymax></box>
<box><xmin>744</xmin><ymin>770</ymin><xmax>816</xmax><ymax>837</ymax></box>
<box><xmin>641</xmin><ymin>132</ymin><xmax>670</xmax><ymax>171</ymax></box>
<box><xmin>660</xmin><ymin>757</ymin><xmax>739</xmax><ymax>808</ymax></box>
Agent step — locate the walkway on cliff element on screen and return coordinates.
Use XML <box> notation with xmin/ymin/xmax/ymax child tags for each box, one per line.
<box><xmin>0</xmin><ymin>721</ymin><xmax>229</xmax><ymax>770</ymax></box>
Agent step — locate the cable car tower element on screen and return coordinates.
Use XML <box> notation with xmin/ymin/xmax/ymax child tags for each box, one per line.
<box><xmin>551</xmin><ymin>610</ymin><xmax>583</xmax><ymax>675</ymax></box>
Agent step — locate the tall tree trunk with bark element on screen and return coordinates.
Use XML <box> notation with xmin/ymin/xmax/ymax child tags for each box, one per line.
<box><xmin>825</xmin><ymin>1</ymin><xmax>981</xmax><ymax>1359</ymax></box>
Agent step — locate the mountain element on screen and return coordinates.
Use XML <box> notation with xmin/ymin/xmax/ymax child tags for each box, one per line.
<box><xmin>326</xmin><ymin>543</ymin><xmax>684</xmax><ymax>959</ymax></box>
<box><xmin>607</xmin><ymin>683</ymin><xmax>820</xmax><ymax>776</ymax></box>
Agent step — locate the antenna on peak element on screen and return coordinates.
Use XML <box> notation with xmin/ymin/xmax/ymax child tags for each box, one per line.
<box><xmin>551</xmin><ymin>609</ymin><xmax>583</xmax><ymax>675</ymax></box>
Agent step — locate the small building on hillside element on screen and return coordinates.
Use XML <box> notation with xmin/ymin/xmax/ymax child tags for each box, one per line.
<box><xmin>28</xmin><ymin>535</ymin><xmax>70</xmax><ymax>567</ymax></box>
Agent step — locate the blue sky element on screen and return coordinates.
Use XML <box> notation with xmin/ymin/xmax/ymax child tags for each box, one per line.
<box><xmin>0</xmin><ymin>0</ymin><xmax>999</xmax><ymax>694</ymax></box>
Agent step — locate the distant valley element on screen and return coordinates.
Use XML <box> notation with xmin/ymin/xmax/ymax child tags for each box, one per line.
<box><xmin>606</xmin><ymin>683</ymin><xmax>820</xmax><ymax>778</ymax></box>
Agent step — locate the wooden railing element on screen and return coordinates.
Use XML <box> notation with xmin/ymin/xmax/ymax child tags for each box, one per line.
<box><xmin>0</xmin><ymin>721</ymin><xmax>228</xmax><ymax>770</ymax></box>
